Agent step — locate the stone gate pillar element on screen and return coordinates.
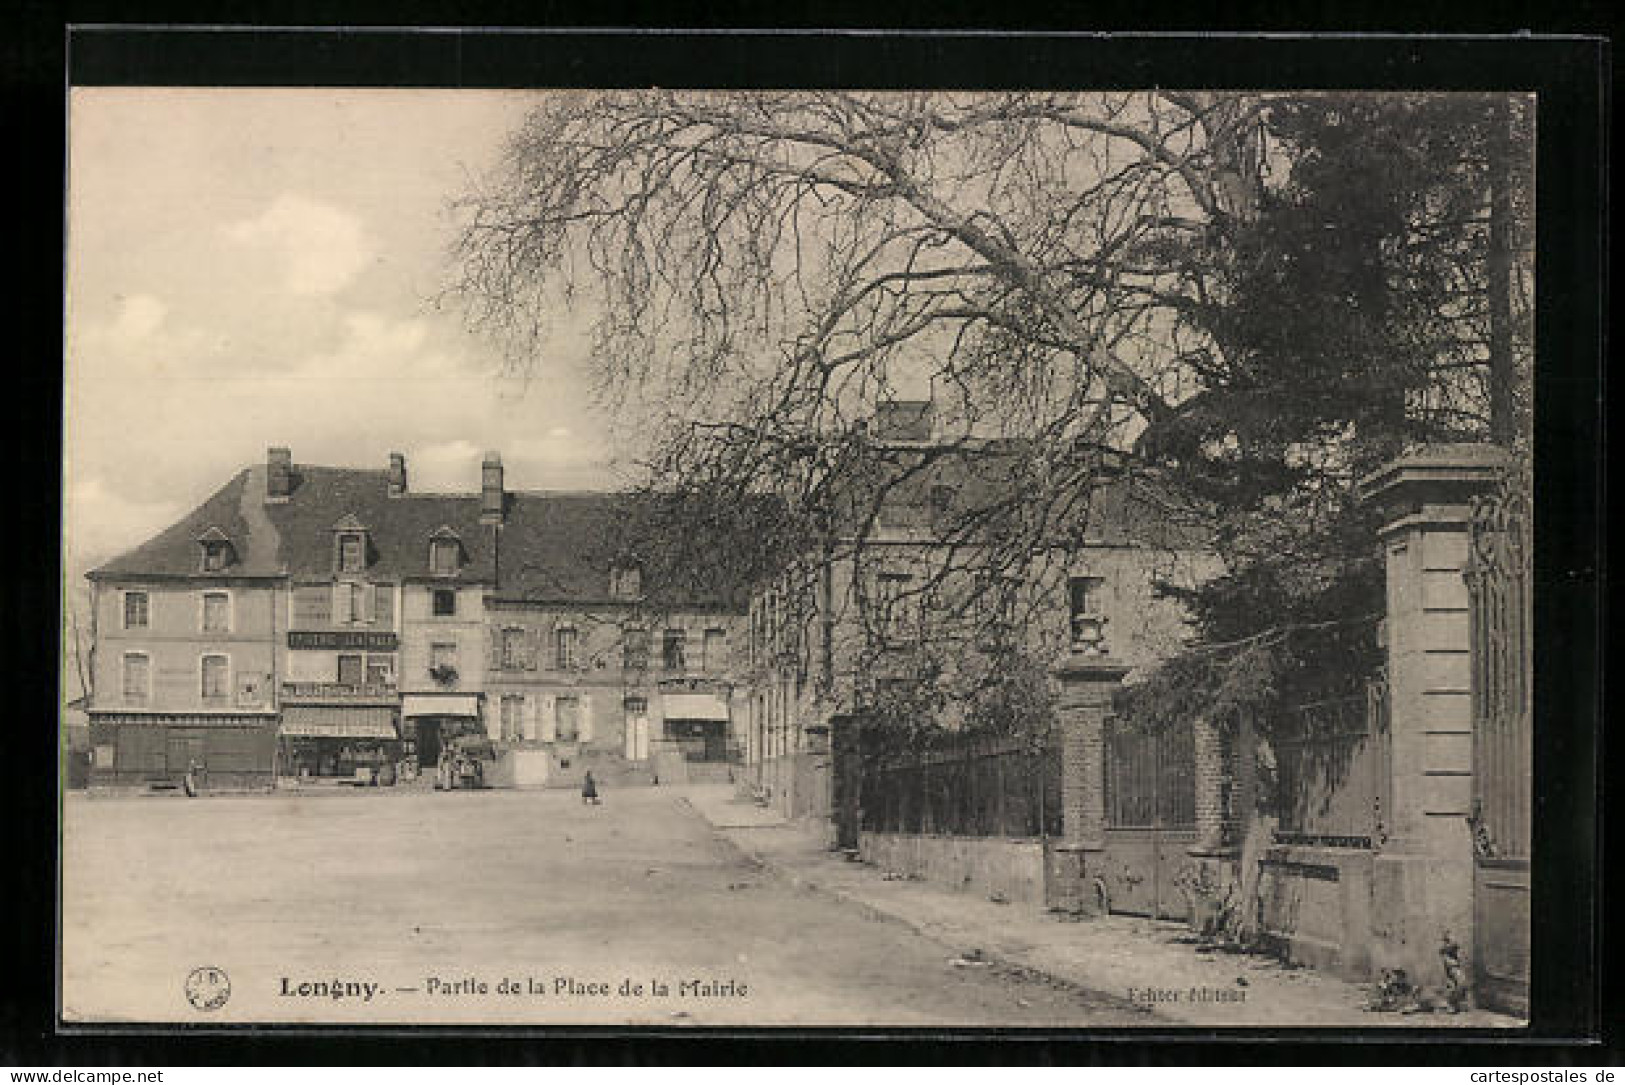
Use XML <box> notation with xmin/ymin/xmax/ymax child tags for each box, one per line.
<box><xmin>1358</xmin><ymin>444</ymin><xmax>1507</xmax><ymax>989</ymax></box>
<box><xmin>1047</xmin><ymin>639</ymin><xmax>1129</xmax><ymax>913</ymax></box>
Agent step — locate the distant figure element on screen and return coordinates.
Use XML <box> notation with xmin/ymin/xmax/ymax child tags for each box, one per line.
<box><xmin>581</xmin><ymin>771</ymin><xmax>600</xmax><ymax>805</ymax></box>
<box><xmin>183</xmin><ymin>758</ymin><xmax>201</xmax><ymax>798</ymax></box>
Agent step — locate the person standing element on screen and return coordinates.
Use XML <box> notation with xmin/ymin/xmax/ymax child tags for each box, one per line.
<box><xmin>581</xmin><ymin>770</ymin><xmax>599</xmax><ymax>805</ymax></box>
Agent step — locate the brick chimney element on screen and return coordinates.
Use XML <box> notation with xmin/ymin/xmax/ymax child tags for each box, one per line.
<box><xmin>873</xmin><ymin>400</ymin><xmax>934</xmax><ymax>442</ymax></box>
<box><xmin>387</xmin><ymin>452</ymin><xmax>407</xmax><ymax>497</ymax></box>
<box><xmin>266</xmin><ymin>447</ymin><xmax>292</xmax><ymax>502</ymax></box>
<box><xmin>480</xmin><ymin>452</ymin><xmax>505</xmax><ymax>524</ymax></box>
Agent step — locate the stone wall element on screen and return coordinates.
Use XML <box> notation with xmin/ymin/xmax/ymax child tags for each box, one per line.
<box><xmin>859</xmin><ymin>832</ymin><xmax>1047</xmax><ymax>906</ymax></box>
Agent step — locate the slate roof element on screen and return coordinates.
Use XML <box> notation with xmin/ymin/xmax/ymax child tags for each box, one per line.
<box><xmin>88</xmin><ymin>469</ymin><xmax>271</xmax><ymax>578</ymax></box>
<box><xmin>88</xmin><ymin>462</ymin><xmax>753</xmax><ymax>610</ymax></box>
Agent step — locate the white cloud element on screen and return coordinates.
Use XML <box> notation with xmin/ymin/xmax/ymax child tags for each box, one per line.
<box><xmin>409</xmin><ymin>440</ymin><xmax>483</xmax><ymax>491</ymax></box>
<box><xmin>224</xmin><ymin>194</ymin><xmax>370</xmax><ymax>296</ymax></box>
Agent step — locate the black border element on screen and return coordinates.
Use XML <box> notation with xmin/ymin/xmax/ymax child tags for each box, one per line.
<box><xmin>9</xmin><ymin>24</ymin><xmax>1611</xmax><ymax>1065</ymax></box>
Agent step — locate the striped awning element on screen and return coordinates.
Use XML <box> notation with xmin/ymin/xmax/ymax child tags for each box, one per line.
<box><xmin>281</xmin><ymin>705</ymin><xmax>398</xmax><ymax>739</ymax></box>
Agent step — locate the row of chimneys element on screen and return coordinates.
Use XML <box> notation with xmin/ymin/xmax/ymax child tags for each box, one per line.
<box><xmin>261</xmin><ymin>402</ymin><xmax>930</xmax><ymax>506</ymax></box>
<box><xmin>266</xmin><ymin>447</ymin><xmax>506</xmax><ymax>521</ymax></box>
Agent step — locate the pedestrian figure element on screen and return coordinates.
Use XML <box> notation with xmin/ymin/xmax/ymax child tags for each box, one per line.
<box><xmin>581</xmin><ymin>771</ymin><xmax>600</xmax><ymax>805</ymax></box>
<box><xmin>183</xmin><ymin>758</ymin><xmax>201</xmax><ymax>798</ymax></box>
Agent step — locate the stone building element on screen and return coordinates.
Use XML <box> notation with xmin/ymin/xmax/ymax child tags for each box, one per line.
<box><xmin>85</xmin><ymin>462</ymin><xmax>286</xmax><ymax>788</ymax></box>
<box><xmin>743</xmin><ymin>402</ymin><xmax>1217</xmax><ymax>826</ymax></box>
<box><xmin>84</xmin><ymin>447</ymin><xmax>747</xmax><ymax>790</ymax></box>
<box><xmin>480</xmin><ymin>491</ymin><xmax>746</xmax><ymax>789</ymax></box>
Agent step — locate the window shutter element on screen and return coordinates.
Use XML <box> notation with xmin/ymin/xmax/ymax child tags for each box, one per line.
<box><xmin>363</xmin><ymin>584</ymin><xmax>376</xmax><ymax>625</ymax></box>
<box><xmin>332</xmin><ymin>583</ymin><xmax>348</xmax><ymax>624</ymax></box>
<box><xmin>374</xmin><ymin>584</ymin><xmax>393</xmax><ymax>625</ymax></box>
<box><xmin>540</xmin><ymin>695</ymin><xmax>557</xmax><ymax>742</ymax></box>
<box><xmin>487</xmin><ymin>626</ymin><xmax>502</xmax><ymax>671</ymax></box>
<box><xmin>522</xmin><ymin>696</ymin><xmax>537</xmax><ymax>742</ymax></box>
<box><xmin>579</xmin><ymin>694</ymin><xmax>595</xmax><ymax>742</ymax></box>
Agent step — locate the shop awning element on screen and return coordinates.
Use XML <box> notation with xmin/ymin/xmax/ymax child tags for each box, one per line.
<box><xmin>401</xmin><ymin>694</ymin><xmax>482</xmax><ymax>718</ymax></box>
<box><xmin>281</xmin><ymin>705</ymin><xmax>398</xmax><ymax>739</ymax></box>
<box><xmin>661</xmin><ymin>693</ymin><xmax>730</xmax><ymax>721</ymax></box>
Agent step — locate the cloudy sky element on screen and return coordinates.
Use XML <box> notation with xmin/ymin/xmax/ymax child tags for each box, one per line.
<box><xmin>65</xmin><ymin>88</ymin><xmax>619</xmax><ymax>576</ymax></box>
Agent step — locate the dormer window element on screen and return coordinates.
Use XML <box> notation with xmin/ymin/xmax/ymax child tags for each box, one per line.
<box><xmin>428</xmin><ymin>527</ymin><xmax>463</xmax><ymax>576</ymax></box>
<box><xmin>196</xmin><ymin>526</ymin><xmax>235</xmax><ymax>573</ymax></box>
<box><xmin>332</xmin><ymin>514</ymin><xmax>370</xmax><ymax>573</ymax></box>
<box><xmin>610</xmin><ymin>563</ymin><xmax>642</xmax><ymax>600</ymax></box>
<box><xmin>339</xmin><ymin>536</ymin><xmax>364</xmax><ymax>572</ymax></box>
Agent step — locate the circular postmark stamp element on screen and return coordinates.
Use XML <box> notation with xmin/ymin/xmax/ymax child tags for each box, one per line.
<box><xmin>184</xmin><ymin>966</ymin><xmax>231</xmax><ymax>1012</ymax></box>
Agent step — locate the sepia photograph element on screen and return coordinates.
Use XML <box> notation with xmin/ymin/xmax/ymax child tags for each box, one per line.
<box><xmin>61</xmin><ymin>82</ymin><xmax>1538</xmax><ymax>1030</ymax></box>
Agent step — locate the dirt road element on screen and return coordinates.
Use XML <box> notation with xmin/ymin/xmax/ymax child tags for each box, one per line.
<box><xmin>61</xmin><ymin>786</ymin><xmax>1149</xmax><ymax>1027</ymax></box>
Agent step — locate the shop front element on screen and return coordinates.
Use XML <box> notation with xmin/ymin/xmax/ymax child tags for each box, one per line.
<box><xmin>660</xmin><ymin>691</ymin><xmax>732</xmax><ymax>762</ymax></box>
<box><xmin>400</xmin><ymin>694</ymin><xmax>485</xmax><ymax>775</ymax></box>
<box><xmin>278</xmin><ymin>704</ymin><xmax>401</xmax><ymax>783</ymax></box>
<box><xmin>88</xmin><ymin>713</ymin><xmax>280</xmax><ymax>790</ymax></box>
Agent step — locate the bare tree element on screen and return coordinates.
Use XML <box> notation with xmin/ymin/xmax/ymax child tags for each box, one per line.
<box><xmin>448</xmin><ymin>90</ymin><xmax>1530</xmax><ymax>719</ymax></box>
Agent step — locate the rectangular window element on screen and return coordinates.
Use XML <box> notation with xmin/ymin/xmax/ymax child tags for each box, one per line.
<box><xmin>201</xmin><ymin>655</ymin><xmax>229</xmax><ymax>701</ymax></box>
<box><xmin>365</xmin><ymin>654</ymin><xmax>394</xmax><ymax>687</ymax></box>
<box><xmin>333</xmin><ymin>582</ymin><xmax>364</xmax><ymax>624</ymax></box>
<box><xmin>339</xmin><ymin>535</ymin><xmax>364</xmax><ymax>572</ymax></box>
<box><xmin>501</xmin><ymin>628</ymin><xmax>526</xmax><ymax>670</ymax></box>
<box><xmin>201</xmin><ymin>592</ymin><xmax>229</xmax><ymax>633</ymax></box>
<box><xmin>1068</xmin><ymin>575</ymin><xmax>1106</xmax><ymax>645</ymax></box>
<box><xmin>203</xmin><ymin>542</ymin><xmax>228</xmax><ymax>572</ymax></box>
<box><xmin>555</xmin><ymin>627</ymin><xmax>578</xmax><ymax>670</ymax></box>
<box><xmin>662</xmin><ymin>629</ymin><xmax>687</xmax><ymax>671</ymax></box>
<box><xmin>433</xmin><ymin>589</ymin><xmax>457</xmax><ymax>617</ymax></box>
<box><xmin>702</xmin><ymin>629</ymin><xmax>727</xmax><ymax>673</ymax></box>
<box><xmin>373</xmin><ymin>584</ymin><xmax>394</xmax><ymax>626</ymax></box>
<box><xmin>430</xmin><ymin>642</ymin><xmax>458</xmax><ymax>671</ymax></box>
<box><xmin>293</xmin><ymin>585</ymin><xmax>330</xmax><ymax>626</ymax></box>
<box><xmin>431</xmin><ymin>539</ymin><xmax>459</xmax><ymax>575</ymax></box>
<box><xmin>500</xmin><ymin>695</ymin><xmax>525</xmax><ymax>742</ymax></box>
<box><xmin>875</xmin><ymin>573</ymin><xmax>913</xmax><ymax>640</ymax></box>
<box><xmin>623</xmin><ymin>627</ymin><xmax>650</xmax><ymax>670</ymax></box>
<box><xmin>610</xmin><ymin>566</ymin><xmax>642</xmax><ymax>599</ymax></box>
<box><xmin>122</xmin><ymin>653</ymin><xmax>149</xmax><ymax>704</ymax></box>
<box><xmin>123</xmin><ymin>592</ymin><xmax>149</xmax><ymax>629</ymax></box>
<box><xmin>337</xmin><ymin>653</ymin><xmax>363</xmax><ymax>686</ymax></box>
<box><xmin>554</xmin><ymin>696</ymin><xmax>581</xmax><ymax>742</ymax></box>
<box><xmin>1068</xmin><ymin>576</ymin><xmax>1101</xmax><ymax>618</ymax></box>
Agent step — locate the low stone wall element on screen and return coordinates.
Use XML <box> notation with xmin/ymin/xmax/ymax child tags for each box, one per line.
<box><xmin>858</xmin><ymin>832</ymin><xmax>1047</xmax><ymax>906</ymax></box>
<box><xmin>1257</xmin><ymin>844</ymin><xmax>1378</xmax><ymax>981</ymax></box>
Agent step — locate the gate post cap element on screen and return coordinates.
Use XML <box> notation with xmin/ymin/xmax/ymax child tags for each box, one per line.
<box><xmin>1358</xmin><ymin>444</ymin><xmax>1510</xmax><ymax>513</ymax></box>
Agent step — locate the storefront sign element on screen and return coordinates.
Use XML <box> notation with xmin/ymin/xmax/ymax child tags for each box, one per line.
<box><xmin>281</xmin><ymin>705</ymin><xmax>398</xmax><ymax>739</ymax></box>
<box><xmin>288</xmin><ymin>630</ymin><xmax>398</xmax><ymax>651</ymax></box>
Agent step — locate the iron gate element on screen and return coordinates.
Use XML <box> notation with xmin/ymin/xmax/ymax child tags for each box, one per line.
<box><xmin>1464</xmin><ymin>468</ymin><xmax>1531</xmax><ymax>1015</ymax></box>
<box><xmin>1101</xmin><ymin>717</ymin><xmax>1196</xmax><ymax>919</ymax></box>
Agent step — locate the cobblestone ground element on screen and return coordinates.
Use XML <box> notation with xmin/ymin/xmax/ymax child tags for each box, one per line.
<box><xmin>61</xmin><ymin>787</ymin><xmax>1152</xmax><ymax>1028</ymax></box>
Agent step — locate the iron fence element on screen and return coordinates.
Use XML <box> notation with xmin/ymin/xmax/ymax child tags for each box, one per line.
<box><xmin>859</xmin><ymin>732</ymin><xmax>1062</xmax><ymax>838</ymax></box>
<box><xmin>1273</xmin><ymin>675</ymin><xmax>1390</xmax><ymax>848</ymax></box>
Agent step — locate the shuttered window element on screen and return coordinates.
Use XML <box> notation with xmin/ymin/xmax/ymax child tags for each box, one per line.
<box><xmin>202</xmin><ymin>592</ymin><xmax>229</xmax><ymax>633</ymax></box>
<box><xmin>555</xmin><ymin>696</ymin><xmax>581</xmax><ymax>742</ymax></box>
<box><xmin>373</xmin><ymin>584</ymin><xmax>394</xmax><ymax>625</ymax></box>
<box><xmin>293</xmin><ymin>585</ymin><xmax>330</xmax><ymax>627</ymax></box>
<box><xmin>623</xmin><ymin>628</ymin><xmax>650</xmax><ymax>670</ymax></box>
<box><xmin>702</xmin><ymin>629</ymin><xmax>727</xmax><ymax>672</ymax></box>
<box><xmin>500</xmin><ymin>695</ymin><xmax>524</xmax><ymax>742</ymax></box>
<box><xmin>122</xmin><ymin>653</ymin><xmax>150</xmax><ymax>704</ymax></box>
